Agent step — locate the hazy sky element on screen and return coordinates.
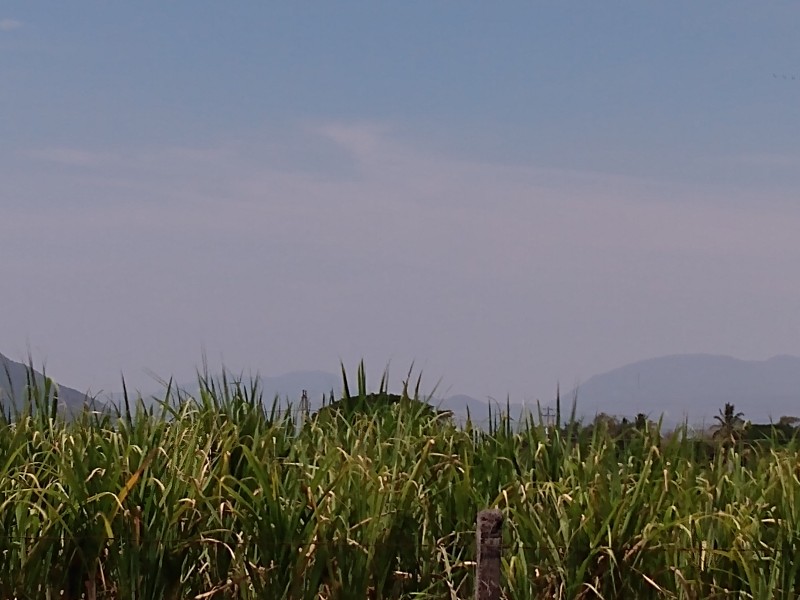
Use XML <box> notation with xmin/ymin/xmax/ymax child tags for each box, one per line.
<box><xmin>2</xmin><ymin>3</ymin><xmax>800</xmax><ymax>404</ymax></box>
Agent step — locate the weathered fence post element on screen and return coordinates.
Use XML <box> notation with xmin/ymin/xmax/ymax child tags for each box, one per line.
<box><xmin>476</xmin><ymin>508</ymin><xmax>503</xmax><ymax>600</ymax></box>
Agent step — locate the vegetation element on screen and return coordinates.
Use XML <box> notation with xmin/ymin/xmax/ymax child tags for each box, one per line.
<box><xmin>2</xmin><ymin>367</ymin><xmax>800</xmax><ymax>598</ymax></box>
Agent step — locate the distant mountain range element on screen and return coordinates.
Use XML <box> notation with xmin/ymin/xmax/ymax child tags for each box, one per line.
<box><xmin>568</xmin><ymin>354</ymin><xmax>800</xmax><ymax>426</ymax></box>
<box><xmin>0</xmin><ymin>352</ymin><xmax>95</xmax><ymax>414</ymax></box>
<box><xmin>127</xmin><ymin>370</ymin><xmax>343</xmax><ymax>410</ymax></box>
<box><xmin>4</xmin><ymin>351</ymin><xmax>800</xmax><ymax>427</ymax></box>
<box><xmin>137</xmin><ymin>371</ymin><xmax>523</xmax><ymax>424</ymax></box>
<box><xmin>242</xmin><ymin>375</ymin><xmax>529</xmax><ymax>424</ymax></box>
<box><xmin>227</xmin><ymin>355</ymin><xmax>800</xmax><ymax>426</ymax></box>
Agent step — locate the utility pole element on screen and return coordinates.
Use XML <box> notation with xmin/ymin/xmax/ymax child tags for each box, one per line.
<box><xmin>541</xmin><ymin>406</ymin><xmax>556</xmax><ymax>430</ymax></box>
<box><xmin>300</xmin><ymin>389</ymin><xmax>309</xmax><ymax>421</ymax></box>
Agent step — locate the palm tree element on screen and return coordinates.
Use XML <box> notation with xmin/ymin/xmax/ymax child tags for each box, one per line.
<box><xmin>713</xmin><ymin>402</ymin><xmax>745</xmax><ymax>445</ymax></box>
<box><xmin>634</xmin><ymin>413</ymin><xmax>649</xmax><ymax>431</ymax></box>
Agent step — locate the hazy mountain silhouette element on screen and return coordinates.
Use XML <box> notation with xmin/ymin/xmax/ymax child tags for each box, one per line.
<box><xmin>569</xmin><ymin>354</ymin><xmax>800</xmax><ymax>426</ymax></box>
<box><xmin>435</xmin><ymin>394</ymin><xmax>529</xmax><ymax>424</ymax></box>
<box><xmin>112</xmin><ymin>370</ymin><xmax>339</xmax><ymax>410</ymax></box>
<box><xmin>0</xmin><ymin>352</ymin><xmax>95</xmax><ymax>414</ymax></box>
<box><xmin>134</xmin><ymin>370</ymin><xmax>510</xmax><ymax>423</ymax></box>
<box><xmin>9</xmin><ymin>350</ymin><xmax>798</xmax><ymax>428</ymax></box>
<box><xmin>257</xmin><ymin>370</ymin><xmax>341</xmax><ymax>406</ymax></box>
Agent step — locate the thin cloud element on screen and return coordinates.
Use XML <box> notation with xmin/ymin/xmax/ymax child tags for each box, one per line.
<box><xmin>23</xmin><ymin>147</ymin><xmax>117</xmax><ymax>168</ymax></box>
<box><xmin>724</xmin><ymin>153</ymin><xmax>800</xmax><ymax>168</ymax></box>
<box><xmin>0</xmin><ymin>18</ymin><xmax>22</xmax><ymax>31</ymax></box>
<box><xmin>316</xmin><ymin>122</ymin><xmax>394</xmax><ymax>159</ymax></box>
<box><xmin>11</xmin><ymin>124</ymin><xmax>800</xmax><ymax>267</ymax></box>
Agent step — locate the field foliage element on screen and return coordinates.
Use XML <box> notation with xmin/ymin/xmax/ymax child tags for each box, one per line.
<box><xmin>2</xmin><ymin>366</ymin><xmax>800</xmax><ymax>599</ymax></box>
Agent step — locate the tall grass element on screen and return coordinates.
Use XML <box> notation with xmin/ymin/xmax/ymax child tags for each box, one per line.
<box><xmin>1</xmin><ymin>367</ymin><xmax>800</xmax><ymax>598</ymax></box>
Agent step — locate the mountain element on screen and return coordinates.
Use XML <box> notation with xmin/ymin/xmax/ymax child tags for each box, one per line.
<box><xmin>11</xmin><ymin>351</ymin><xmax>798</xmax><ymax>428</ymax></box>
<box><xmin>120</xmin><ymin>370</ymin><xmax>343</xmax><ymax>411</ymax></box>
<box><xmin>128</xmin><ymin>370</ymin><xmax>516</xmax><ymax>424</ymax></box>
<box><xmin>260</xmin><ymin>370</ymin><xmax>342</xmax><ymax>404</ymax></box>
<box><xmin>436</xmin><ymin>394</ymin><xmax>529</xmax><ymax>424</ymax></box>
<box><xmin>569</xmin><ymin>354</ymin><xmax>800</xmax><ymax>426</ymax></box>
<box><xmin>0</xmin><ymin>352</ymin><xmax>95</xmax><ymax>414</ymax></box>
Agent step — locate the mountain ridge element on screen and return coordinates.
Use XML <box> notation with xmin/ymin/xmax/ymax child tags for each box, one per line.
<box><xmin>5</xmin><ymin>350</ymin><xmax>800</xmax><ymax>426</ymax></box>
<box><xmin>568</xmin><ymin>353</ymin><xmax>800</xmax><ymax>426</ymax></box>
<box><xmin>0</xmin><ymin>352</ymin><xmax>96</xmax><ymax>414</ymax></box>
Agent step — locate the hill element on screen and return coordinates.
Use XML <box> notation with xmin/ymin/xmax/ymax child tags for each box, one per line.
<box><xmin>130</xmin><ymin>371</ymin><xmax>512</xmax><ymax>424</ymax></box>
<box><xmin>0</xmin><ymin>352</ymin><xmax>95</xmax><ymax>415</ymax></box>
<box><xmin>570</xmin><ymin>354</ymin><xmax>800</xmax><ymax>426</ymax></box>
<box><xmin>436</xmin><ymin>394</ymin><xmax>529</xmax><ymax>425</ymax></box>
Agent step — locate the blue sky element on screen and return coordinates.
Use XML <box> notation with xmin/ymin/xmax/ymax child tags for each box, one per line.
<box><xmin>3</xmin><ymin>3</ymin><xmax>800</xmax><ymax>406</ymax></box>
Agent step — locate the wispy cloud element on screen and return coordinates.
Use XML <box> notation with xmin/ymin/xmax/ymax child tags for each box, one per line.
<box><xmin>315</xmin><ymin>121</ymin><xmax>394</xmax><ymax>161</ymax></box>
<box><xmin>722</xmin><ymin>153</ymin><xmax>800</xmax><ymax>168</ymax></box>
<box><xmin>12</xmin><ymin>123</ymin><xmax>800</xmax><ymax>267</ymax></box>
<box><xmin>0</xmin><ymin>18</ymin><xmax>21</xmax><ymax>31</ymax></box>
<box><xmin>23</xmin><ymin>147</ymin><xmax>117</xmax><ymax>168</ymax></box>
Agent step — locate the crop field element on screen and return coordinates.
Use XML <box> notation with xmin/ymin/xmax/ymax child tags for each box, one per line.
<box><xmin>2</xmin><ymin>369</ymin><xmax>800</xmax><ymax>599</ymax></box>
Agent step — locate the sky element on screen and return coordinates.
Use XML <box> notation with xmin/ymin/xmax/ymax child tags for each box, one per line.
<box><xmin>2</xmin><ymin>3</ymin><xmax>800</xmax><ymax>406</ymax></box>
